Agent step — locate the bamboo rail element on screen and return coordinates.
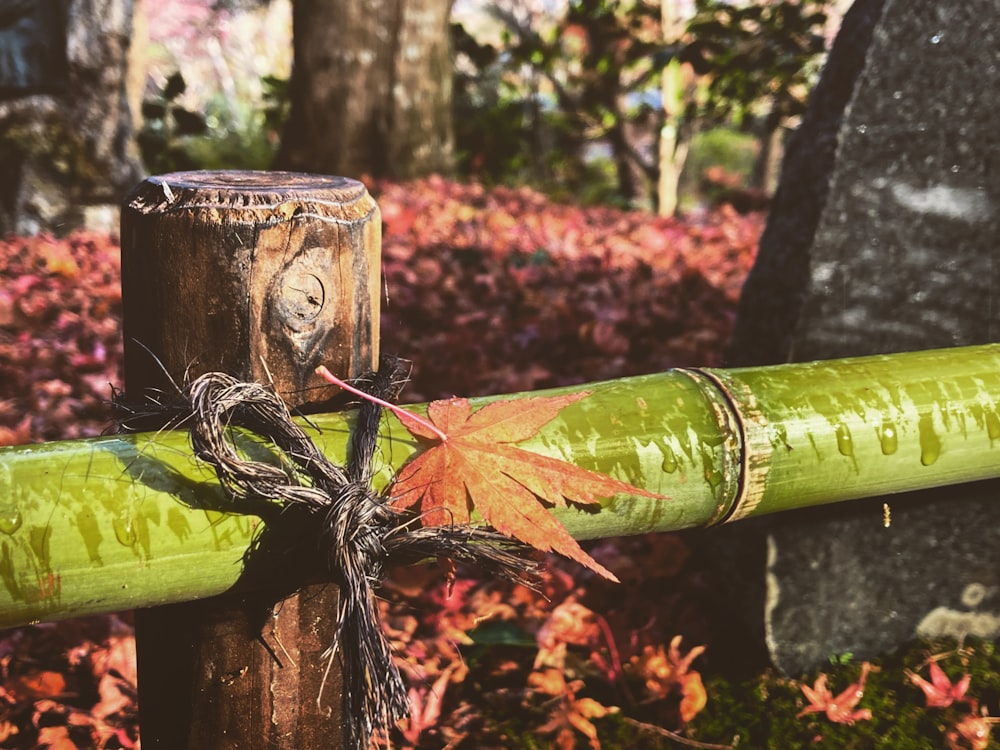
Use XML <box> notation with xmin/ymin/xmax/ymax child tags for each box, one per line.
<box><xmin>1</xmin><ymin>343</ymin><xmax>999</xmax><ymax>628</ymax></box>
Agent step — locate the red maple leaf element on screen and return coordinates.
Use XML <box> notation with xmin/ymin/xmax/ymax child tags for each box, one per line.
<box><xmin>529</xmin><ymin>667</ymin><xmax>617</xmax><ymax>750</ymax></box>
<box><xmin>390</xmin><ymin>393</ymin><xmax>670</xmax><ymax>581</ymax></box>
<box><xmin>947</xmin><ymin>710</ymin><xmax>999</xmax><ymax>750</ymax></box>
<box><xmin>629</xmin><ymin>635</ymin><xmax>708</xmax><ymax>723</ymax></box>
<box><xmin>906</xmin><ymin>660</ymin><xmax>972</xmax><ymax>709</ymax></box>
<box><xmin>315</xmin><ymin>368</ymin><xmax>666</xmax><ymax>581</ymax></box>
<box><xmin>797</xmin><ymin>662</ymin><xmax>872</xmax><ymax>725</ymax></box>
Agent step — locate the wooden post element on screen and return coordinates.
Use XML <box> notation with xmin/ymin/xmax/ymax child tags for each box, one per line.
<box><xmin>120</xmin><ymin>171</ymin><xmax>380</xmax><ymax>748</ymax></box>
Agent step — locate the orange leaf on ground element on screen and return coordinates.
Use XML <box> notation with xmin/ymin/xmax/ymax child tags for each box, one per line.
<box><xmin>4</xmin><ymin>671</ymin><xmax>65</xmax><ymax>701</ymax></box>
<box><xmin>679</xmin><ymin>671</ymin><xmax>707</xmax><ymax>723</ymax></box>
<box><xmin>35</xmin><ymin>726</ymin><xmax>78</xmax><ymax>750</ymax></box>
<box><xmin>390</xmin><ymin>392</ymin><xmax>667</xmax><ymax>581</ymax></box>
<box><xmin>947</xmin><ymin>711</ymin><xmax>998</xmax><ymax>750</ymax></box>
<box><xmin>797</xmin><ymin>662</ymin><xmax>872</xmax><ymax>725</ymax></box>
<box><xmin>905</xmin><ymin>660</ymin><xmax>971</xmax><ymax>709</ymax></box>
<box><xmin>629</xmin><ymin>635</ymin><xmax>708</xmax><ymax>722</ymax></box>
<box><xmin>530</xmin><ymin>667</ymin><xmax>617</xmax><ymax>750</ymax></box>
<box><xmin>0</xmin><ymin>721</ymin><xmax>16</xmax><ymax>742</ymax></box>
<box><xmin>400</xmin><ymin>665</ymin><xmax>455</xmax><ymax>746</ymax></box>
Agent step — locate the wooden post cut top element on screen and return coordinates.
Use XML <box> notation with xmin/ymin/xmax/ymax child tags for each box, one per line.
<box><xmin>120</xmin><ymin>170</ymin><xmax>381</xmax><ymax>411</ymax></box>
<box><xmin>125</xmin><ymin>170</ymin><xmax>378</xmax><ymax>225</ymax></box>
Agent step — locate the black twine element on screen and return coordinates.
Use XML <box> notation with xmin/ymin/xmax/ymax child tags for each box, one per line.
<box><xmin>173</xmin><ymin>356</ymin><xmax>536</xmax><ymax>747</ymax></box>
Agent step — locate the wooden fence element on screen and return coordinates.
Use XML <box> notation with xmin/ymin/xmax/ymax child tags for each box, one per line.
<box><xmin>2</xmin><ymin>171</ymin><xmax>1000</xmax><ymax>747</ymax></box>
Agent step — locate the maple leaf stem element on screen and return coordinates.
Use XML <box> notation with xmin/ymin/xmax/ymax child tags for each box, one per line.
<box><xmin>314</xmin><ymin>365</ymin><xmax>449</xmax><ymax>442</ymax></box>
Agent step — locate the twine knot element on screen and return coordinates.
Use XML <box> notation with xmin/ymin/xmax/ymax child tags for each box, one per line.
<box><xmin>176</xmin><ymin>357</ymin><xmax>535</xmax><ymax>747</ymax></box>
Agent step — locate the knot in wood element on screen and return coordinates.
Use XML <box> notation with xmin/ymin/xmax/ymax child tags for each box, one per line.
<box><xmin>278</xmin><ymin>270</ymin><xmax>325</xmax><ymax>324</ymax></box>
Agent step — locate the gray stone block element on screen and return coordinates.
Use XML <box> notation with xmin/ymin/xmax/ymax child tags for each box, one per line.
<box><xmin>726</xmin><ymin>0</ymin><xmax>1000</xmax><ymax>675</ymax></box>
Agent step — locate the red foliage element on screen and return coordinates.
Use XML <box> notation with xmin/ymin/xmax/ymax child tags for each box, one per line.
<box><xmin>906</xmin><ymin>660</ymin><xmax>972</xmax><ymax>709</ymax></box>
<box><xmin>947</xmin><ymin>710</ymin><xmax>998</xmax><ymax>750</ymax></box>
<box><xmin>629</xmin><ymin>635</ymin><xmax>707</xmax><ymax>723</ymax></box>
<box><xmin>375</xmin><ymin>177</ymin><xmax>762</xmax><ymax>400</ymax></box>
<box><xmin>797</xmin><ymin>662</ymin><xmax>873</xmax><ymax>726</ymax></box>
<box><xmin>0</xmin><ymin>232</ymin><xmax>122</xmax><ymax>444</ymax></box>
<box><xmin>529</xmin><ymin>667</ymin><xmax>618</xmax><ymax>749</ymax></box>
<box><xmin>0</xmin><ymin>617</ymin><xmax>138</xmax><ymax>749</ymax></box>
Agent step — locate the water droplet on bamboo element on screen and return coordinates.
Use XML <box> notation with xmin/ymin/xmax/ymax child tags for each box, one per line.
<box><xmin>660</xmin><ymin>444</ymin><xmax>677</xmax><ymax>473</ymax></box>
<box><xmin>704</xmin><ymin>468</ymin><xmax>723</xmax><ymax>491</ymax></box>
<box><xmin>703</xmin><ymin>430</ymin><xmax>726</xmax><ymax>448</ymax></box>
<box><xmin>0</xmin><ymin>507</ymin><xmax>22</xmax><ymax>535</ymax></box>
<box><xmin>879</xmin><ymin>423</ymin><xmax>898</xmax><ymax>455</ymax></box>
<box><xmin>986</xmin><ymin>410</ymin><xmax>1000</xmax><ymax>441</ymax></box>
<box><xmin>700</xmin><ymin>446</ymin><xmax>722</xmax><ymax>490</ymax></box>
<box><xmin>113</xmin><ymin>515</ymin><xmax>136</xmax><ymax>547</ymax></box>
<box><xmin>918</xmin><ymin>414</ymin><xmax>941</xmax><ymax>466</ymax></box>
<box><xmin>835</xmin><ymin>422</ymin><xmax>854</xmax><ymax>457</ymax></box>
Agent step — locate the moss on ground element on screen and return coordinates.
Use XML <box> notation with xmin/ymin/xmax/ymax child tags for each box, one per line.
<box><xmin>471</xmin><ymin>638</ymin><xmax>999</xmax><ymax>748</ymax></box>
<box><xmin>682</xmin><ymin>639</ymin><xmax>999</xmax><ymax>749</ymax></box>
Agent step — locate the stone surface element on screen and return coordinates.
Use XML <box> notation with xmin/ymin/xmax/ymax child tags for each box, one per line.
<box><xmin>792</xmin><ymin>3</ymin><xmax>1000</xmax><ymax>361</ymax></box>
<box><xmin>729</xmin><ymin>0</ymin><xmax>888</xmax><ymax>367</ymax></box>
<box><xmin>726</xmin><ymin>0</ymin><xmax>1000</xmax><ymax>674</ymax></box>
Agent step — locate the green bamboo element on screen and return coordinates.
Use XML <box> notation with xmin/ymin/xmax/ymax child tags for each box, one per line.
<box><xmin>707</xmin><ymin>346</ymin><xmax>1000</xmax><ymax>521</ymax></box>
<box><xmin>2</xmin><ymin>343</ymin><xmax>999</xmax><ymax>628</ymax></box>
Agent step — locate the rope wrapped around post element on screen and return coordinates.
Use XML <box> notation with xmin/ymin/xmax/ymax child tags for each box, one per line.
<box><xmin>173</xmin><ymin>355</ymin><xmax>536</xmax><ymax>746</ymax></box>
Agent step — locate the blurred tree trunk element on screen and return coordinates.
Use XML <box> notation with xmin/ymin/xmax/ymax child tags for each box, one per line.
<box><xmin>658</xmin><ymin>0</ymin><xmax>692</xmax><ymax>216</ymax></box>
<box><xmin>0</xmin><ymin>0</ymin><xmax>143</xmax><ymax>234</ymax></box>
<box><xmin>748</xmin><ymin>109</ymin><xmax>783</xmax><ymax>195</ymax></box>
<box><xmin>277</xmin><ymin>0</ymin><xmax>454</xmax><ymax>179</ymax></box>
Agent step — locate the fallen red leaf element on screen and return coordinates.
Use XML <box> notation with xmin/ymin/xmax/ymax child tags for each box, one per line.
<box><xmin>678</xmin><ymin>670</ymin><xmax>707</xmax><ymax>724</ymax></box>
<box><xmin>947</xmin><ymin>710</ymin><xmax>998</xmax><ymax>750</ymax></box>
<box><xmin>797</xmin><ymin>662</ymin><xmax>872</xmax><ymax>725</ymax></box>
<box><xmin>400</xmin><ymin>665</ymin><xmax>455</xmax><ymax>746</ymax></box>
<box><xmin>5</xmin><ymin>670</ymin><xmax>65</xmax><ymax>701</ymax></box>
<box><xmin>530</xmin><ymin>668</ymin><xmax>616</xmax><ymax>750</ymax></box>
<box><xmin>905</xmin><ymin>660</ymin><xmax>971</xmax><ymax>709</ymax></box>
<box><xmin>35</xmin><ymin>725</ymin><xmax>78</xmax><ymax>750</ymax></box>
<box><xmin>389</xmin><ymin>392</ymin><xmax>666</xmax><ymax>580</ymax></box>
<box><xmin>0</xmin><ymin>720</ymin><xmax>17</xmax><ymax>743</ymax></box>
<box><xmin>629</xmin><ymin>635</ymin><xmax>708</xmax><ymax>723</ymax></box>
<box><xmin>535</xmin><ymin>600</ymin><xmax>602</xmax><ymax>669</ymax></box>
<box><xmin>0</xmin><ymin>414</ymin><xmax>32</xmax><ymax>446</ymax></box>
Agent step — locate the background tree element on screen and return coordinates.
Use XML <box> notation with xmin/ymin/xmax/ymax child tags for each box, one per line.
<box><xmin>537</xmin><ymin>0</ymin><xmax>663</xmax><ymax>206</ymax></box>
<box><xmin>684</xmin><ymin>0</ymin><xmax>829</xmax><ymax>194</ymax></box>
<box><xmin>277</xmin><ymin>0</ymin><xmax>454</xmax><ymax>179</ymax></box>
<box><xmin>658</xmin><ymin>0</ymin><xmax>694</xmax><ymax>216</ymax></box>
<box><xmin>453</xmin><ymin>0</ymin><xmax>830</xmax><ymax>212</ymax></box>
<box><xmin>470</xmin><ymin>0</ymin><xmax>665</xmax><ymax>207</ymax></box>
<box><xmin>0</xmin><ymin>0</ymin><xmax>142</xmax><ymax>234</ymax></box>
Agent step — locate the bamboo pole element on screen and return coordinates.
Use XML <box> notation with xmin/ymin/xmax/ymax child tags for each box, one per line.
<box><xmin>119</xmin><ymin>171</ymin><xmax>379</xmax><ymax>748</ymax></box>
<box><xmin>2</xmin><ymin>344</ymin><xmax>1000</xmax><ymax>629</ymax></box>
